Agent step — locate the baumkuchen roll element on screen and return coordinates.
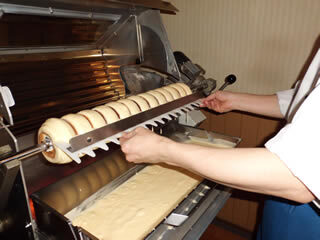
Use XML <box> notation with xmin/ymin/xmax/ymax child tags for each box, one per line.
<box><xmin>170</xmin><ymin>84</ymin><xmax>187</xmax><ymax>97</ymax></box>
<box><xmin>175</xmin><ymin>82</ymin><xmax>192</xmax><ymax>95</ymax></box>
<box><xmin>38</xmin><ymin>118</ymin><xmax>76</xmax><ymax>164</ymax></box>
<box><xmin>113</xmin><ymin>152</ymin><xmax>129</xmax><ymax>173</ymax></box>
<box><xmin>127</xmin><ymin>95</ymin><xmax>150</xmax><ymax>111</ymax></box>
<box><xmin>147</xmin><ymin>90</ymin><xmax>167</xmax><ymax>105</ymax></box>
<box><xmin>62</xmin><ymin>114</ymin><xmax>94</xmax><ymax>156</ymax></box>
<box><xmin>62</xmin><ymin>114</ymin><xmax>93</xmax><ymax>135</ymax></box>
<box><xmin>93</xmin><ymin>160</ymin><xmax>112</xmax><ymax>185</ymax></box>
<box><xmin>162</xmin><ymin>86</ymin><xmax>181</xmax><ymax>99</ymax></box>
<box><xmin>83</xmin><ymin>165</ymin><xmax>103</xmax><ymax>193</ymax></box>
<box><xmin>71</xmin><ymin>172</ymin><xmax>92</xmax><ymax>203</ymax></box>
<box><xmin>138</xmin><ymin>93</ymin><xmax>159</xmax><ymax>108</ymax></box>
<box><xmin>93</xmin><ymin>106</ymin><xmax>119</xmax><ymax>124</ymax></box>
<box><xmin>117</xmin><ymin>99</ymin><xmax>141</xmax><ymax>115</ymax></box>
<box><xmin>38</xmin><ymin>83</ymin><xmax>192</xmax><ymax>164</ymax></box>
<box><xmin>78</xmin><ymin>110</ymin><xmax>106</xmax><ymax>129</ymax></box>
<box><xmin>153</xmin><ymin>88</ymin><xmax>174</xmax><ymax>102</ymax></box>
<box><xmin>39</xmin><ymin>187</ymin><xmax>67</xmax><ymax>213</ymax></box>
<box><xmin>103</xmin><ymin>157</ymin><xmax>120</xmax><ymax>179</ymax></box>
<box><xmin>105</xmin><ymin>102</ymin><xmax>131</xmax><ymax>119</ymax></box>
<box><xmin>59</xmin><ymin>181</ymin><xmax>79</xmax><ymax>210</ymax></box>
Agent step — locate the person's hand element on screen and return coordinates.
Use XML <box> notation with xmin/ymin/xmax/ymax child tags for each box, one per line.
<box><xmin>120</xmin><ymin>127</ymin><xmax>172</xmax><ymax>164</ymax></box>
<box><xmin>200</xmin><ymin>91</ymin><xmax>236</xmax><ymax>113</ymax></box>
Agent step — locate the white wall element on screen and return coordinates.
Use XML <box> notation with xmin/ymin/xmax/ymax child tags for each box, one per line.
<box><xmin>162</xmin><ymin>0</ymin><xmax>320</xmax><ymax>94</ymax></box>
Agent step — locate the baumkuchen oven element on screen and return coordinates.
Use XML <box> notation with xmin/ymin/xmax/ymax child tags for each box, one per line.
<box><xmin>0</xmin><ymin>1</ymin><xmax>240</xmax><ymax>239</ymax></box>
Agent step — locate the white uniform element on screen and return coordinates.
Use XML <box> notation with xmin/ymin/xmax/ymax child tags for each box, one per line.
<box><xmin>265</xmin><ymin>49</ymin><xmax>320</xmax><ymax>206</ymax></box>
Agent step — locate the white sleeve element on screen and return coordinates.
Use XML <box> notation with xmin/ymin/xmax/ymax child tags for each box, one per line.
<box><xmin>265</xmin><ymin>85</ymin><xmax>320</xmax><ymax>201</ymax></box>
<box><xmin>276</xmin><ymin>89</ymin><xmax>295</xmax><ymax>116</ymax></box>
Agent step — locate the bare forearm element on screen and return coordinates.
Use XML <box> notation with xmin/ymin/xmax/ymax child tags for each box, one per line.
<box><xmin>121</xmin><ymin>128</ymin><xmax>313</xmax><ymax>203</ymax></box>
<box><xmin>231</xmin><ymin>93</ymin><xmax>283</xmax><ymax>118</ymax></box>
<box><xmin>165</xmin><ymin>141</ymin><xmax>314</xmax><ymax>203</ymax></box>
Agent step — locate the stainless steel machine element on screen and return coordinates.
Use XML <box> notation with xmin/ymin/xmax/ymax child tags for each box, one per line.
<box><xmin>0</xmin><ymin>1</ymin><xmax>239</xmax><ymax>239</ymax></box>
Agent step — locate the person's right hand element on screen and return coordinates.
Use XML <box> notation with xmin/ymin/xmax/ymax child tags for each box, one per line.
<box><xmin>200</xmin><ymin>91</ymin><xmax>236</xmax><ymax>113</ymax></box>
<box><xmin>120</xmin><ymin>127</ymin><xmax>173</xmax><ymax>164</ymax></box>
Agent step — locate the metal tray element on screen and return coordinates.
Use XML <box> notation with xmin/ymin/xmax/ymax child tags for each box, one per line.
<box><xmin>31</xmin><ymin>124</ymin><xmax>241</xmax><ymax>240</ymax></box>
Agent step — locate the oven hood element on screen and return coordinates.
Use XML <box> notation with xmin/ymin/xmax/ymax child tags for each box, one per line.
<box><xmin>0</xmin><ymin>0</ymin><xmax>178</xmax><ymax>15</ymax></box>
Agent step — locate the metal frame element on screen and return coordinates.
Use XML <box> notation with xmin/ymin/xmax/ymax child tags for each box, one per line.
<box><xmin>0</xmin><ymin>0</ymin><xmax>178</xmax><ymax>14</ymax></box>
<box><xmin>183</xmin><ymin>188</ymin><xmax>231</xmax><ymax>240</ymax></box>
<box><xmin>0</xmin><ymin>3</ymin><xmax>122</xmax><ymax>20</ymax></box>
<box><xmin>0</xmin><ymin>3</ymin><xmax>125</xmax><ymax>56</ymax></box>
<box><xmin>137</xmin><ymin>10</ymin><xmax>181</xmax><ymax>78</ymax></box>
<box><xmin>0</xmin><ymin>120</ymin><xmax>18</xmax><ymax>158</ymax></box>
<box><xmin>0</xmin><ymin>86</ymin><xmax>14</xmax><ymax>126</ymax></box>
<box><xmin>96</xmin><ymin>14</ymin><xmax>135</xmax><ymax>49</ymax></box>
<box><xmin>0</xmin><ymin>84</ymin><xmax>18</xmax><ymax>159</ymax></box>
<box><xmin>0</xmin><ymin>49</ymin><xmax>103</xmax><ymax>63</ymax></box>
<box><xmin>135</xmin><ymin>15</ymin><xmax>145</xmax><ymax>63</ymax></box>
<box><xmin>147</xmin><ymin>186</ymin><xmax>232</xmax><ymax>240</ymax></box>
<box><xmin>0</xmin><ymin>1</ymin><xmax>177</xmax><ymax>58</ymax></box>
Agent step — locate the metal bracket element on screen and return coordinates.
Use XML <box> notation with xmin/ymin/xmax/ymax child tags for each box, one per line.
<box><xmin>96</xmin><ymin>14</ymin><xmax>133</xmax><ymax>49</ymax></box>
<box><xmin>178</xmin><ymin>110</ymin><xmax>206</xmax><ymax>127</ymax></box>
<box><xmin>0</xmin><ymin>119</ymin><xmax>18</xmax><ymax>159</ymax></box>
<box><xmin>0</xmin><ymin>85</ymin><xmax>15</xmax><ymax>126</ymax></box>
<box><xmin>164</xmin><ymin>213</ymin><xmax>188</xmax><ymax>227</ymax></box>
<box><xmin>134</xmin><ymin>15</ymin><xmax>144</xmax><ymax>63</ymax></box>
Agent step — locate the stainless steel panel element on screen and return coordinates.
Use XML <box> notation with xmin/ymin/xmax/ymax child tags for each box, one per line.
<box><xmin>146</xmin><ymin>186</ymin><xmax>231</xmax><ymax>240</ymax></box>
<box><xmin>138</xmin><ymin>10</ymin><xmax>180</xmax><ymax>77</ymax></box>
<box><xmin>102</xmin><ymin>16</ymin><xmax>139</xmax><ymax>57</ymax></box>
<box><xmin>22</xmin><ymin>145</ymin><xmax>126</xmax><ymax>195</ymax></box>
<box><xmin>183</xmin><ymin>189</ymin><xmax>231</xmax><ymax>240</ymax></box>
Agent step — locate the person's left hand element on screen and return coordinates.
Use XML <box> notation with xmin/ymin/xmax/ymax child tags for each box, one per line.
<box><xmin>120</xmin><ymin>127</ymin><xmax>172</xmax><ymax>164</ymax></box>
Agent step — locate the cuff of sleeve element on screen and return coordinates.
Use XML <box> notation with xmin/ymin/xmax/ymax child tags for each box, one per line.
<box><xmin>276</xmin><ymin>89</ymin><xmax>295</xmax><ymax>117</ymax></box>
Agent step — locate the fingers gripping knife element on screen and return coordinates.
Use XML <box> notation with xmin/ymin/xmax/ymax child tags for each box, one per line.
<box><xmin>174</xmin><ymin>51</ymin><xmax>237</xmax><ymax>126</ymax></box>
<box><xmin>178</xmin><ymin>74</ymin><xmax>237</xmax><ymax>127</ymax></box>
